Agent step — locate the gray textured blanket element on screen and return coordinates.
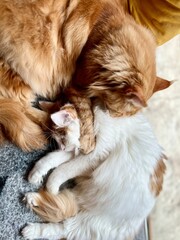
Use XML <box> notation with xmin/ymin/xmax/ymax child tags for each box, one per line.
<box><xmin>0</xmin><ymin>142</ymin><xmax>147</xmax><ymax>240</ymax></box>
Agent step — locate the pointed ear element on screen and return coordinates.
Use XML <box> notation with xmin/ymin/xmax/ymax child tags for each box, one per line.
<box><xmin>51</xmin><ymin>110</ymin><xmax>73</xmax><ymax>127</ymax></box>
<box><xmin>39</xmin><ymin>101</ymin><xmax>54</xmax><ymax>111</ymax></box>
<box><xmin>153</xmin><ymin>77</ymin><xmax>172</xmax><ymax>93</ymax></box>
<box><xmin>38</xmin><ymin>101</ymin><xmax>62</xmax><ymax>113</ymax></box>
<box><xmin>38</xmin><ymin>100</ymin><xmax>61</xmax><ymax>113</ymax></box>
<box><xmin>126</xmin><ymin>86</ymin><xmax>147</xmax><ymax>108</ymax></box>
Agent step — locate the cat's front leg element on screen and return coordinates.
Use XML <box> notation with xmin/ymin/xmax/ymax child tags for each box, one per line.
<box><xmin>46</xmin><ymin>154</ymin><xmax>97</xmax><ymax>195</ymax></box>
<box><xmin>28</xmin><ymin>151</ymin><xmax>73</xmax><ymax>185</ymax></box>
<box><xmin>22</xmin><ymin>222</ymin><xmax>64</xmax><ymax>240</ymax></box>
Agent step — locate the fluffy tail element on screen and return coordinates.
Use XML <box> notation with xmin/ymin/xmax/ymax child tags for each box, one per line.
<box><xmin>31</xmin><ymin>189</ymin><xmax>78</xmax><ymax>223</ymax></box>
<box><xmin>0</xmin><ymin>99</ymin><xmax>47</xmax><ymax>151</ymax></box>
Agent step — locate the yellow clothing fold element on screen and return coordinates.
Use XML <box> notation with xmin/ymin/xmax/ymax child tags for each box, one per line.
<box><xmin>129</xmin><ymin>0</ymin><xmax>180</xmax><ymax>45</ymax></box>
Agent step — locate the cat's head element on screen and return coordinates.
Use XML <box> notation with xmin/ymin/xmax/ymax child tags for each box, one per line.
<box><xmin>74</xmin><ymin>18</ymin><xmax>172</xmax><ymax>117</ymax></box>
<box><xmin>50</xmin><ymin>104</ymin><xmax>80</xmax><ymax>154</ymax></box>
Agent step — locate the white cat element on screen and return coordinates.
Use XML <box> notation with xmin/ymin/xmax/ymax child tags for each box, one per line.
<box><xmin>23</xmin><ymin>106</ymin><xmax>166</xmax><ymax>240</ymax></box>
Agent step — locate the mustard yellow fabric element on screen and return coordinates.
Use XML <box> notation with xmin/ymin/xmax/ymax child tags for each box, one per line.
<box><xmin>128</xmin><ymin>0</ymin><xmax>180</xmax><ymax>45</ymax></box>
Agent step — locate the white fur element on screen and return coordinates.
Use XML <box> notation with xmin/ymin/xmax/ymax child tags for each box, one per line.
<box><xmin>24</xmin><ymin>106</ymin><xmax>163</xmax><ymax>240</ymax></box>
<box><xmin>28</xmin><ymin>107</ymin><xmax>80</xmax><ymax>186</ymax></box>
<box><xmin>51</xmin><ymin>106</ymin><xmax>81</xmax><ymax>153</ymax></box>
<box><xmin>65</xmin><ymin>118</ymin><xmax>80</xmax><ymax>154</ymax></box>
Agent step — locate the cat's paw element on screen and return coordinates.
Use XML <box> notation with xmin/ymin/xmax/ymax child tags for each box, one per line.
<box><xmin>28</xmin><ymin>168</ymin><xmax>43</xmax><ymax>186</ymax></box>
<box><xmin>22</xmin><ymin>223</ymin><xmax>41</xmax><ymax>239</ymax></box>
<box><xmin>23</xmin><ymin>192</ymin><xmax>40</xmax><ymax>208</ymax></box>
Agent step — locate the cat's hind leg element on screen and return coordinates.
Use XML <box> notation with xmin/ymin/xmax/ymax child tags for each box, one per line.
<box><xmin>22</xmin><ymin>222</ymin><xmax>64</xmax><ymax>240</ymax></box>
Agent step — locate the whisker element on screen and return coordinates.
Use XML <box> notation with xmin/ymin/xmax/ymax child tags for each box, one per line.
<box><xmin>40</xmin><ymin>122</ymin><xmax>54</xmax><ymax>133</ymax></box>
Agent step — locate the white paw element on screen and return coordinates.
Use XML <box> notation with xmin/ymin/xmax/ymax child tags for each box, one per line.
<box><xmin>28</xmin><ymin>168</ymin><xmax>43</xmax><ymax>186</ymax></box>
<box><xmin>23</xmin><ymin>192</ymin><xmax>40</xmax><ymax>208</ymax></box>
<box><xmin>22</xmin><ymin>223</ymin><xmax>40</xmax><ymax>239</ymax></box>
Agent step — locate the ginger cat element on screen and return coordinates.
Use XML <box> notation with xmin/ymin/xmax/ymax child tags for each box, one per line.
<box><xmin>0</xmin><ymin>0</ymin><xmax>170</xmax><ymax>151</ymax></box>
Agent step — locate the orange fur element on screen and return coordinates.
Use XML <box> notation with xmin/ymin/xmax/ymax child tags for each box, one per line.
<box><xmin>30</xmin><ymin>189</ymin><xmax>78</xmax><ymax>223</ymax></box>
<box><xmin>0</xmin><ymin>0</ymin><xmax>104</xmax><ymax>150</ymax></box>
<box><xmin>0</xmin><ymin>0</ymin><xmax>105</xmax><ymax>98</ymax></box>
<box><xmin>0</xmin><ymin>125</ymin><xmax>5</xmax><ymax>145</ymax></box>
<box><xmin>73</xmin><ymin>4</ymin><xmax>171</xmax><ymax>117</ymax></box>
<box><xmin>0</xmin><ymin>60</ymin><xmax>49</xmax><ymax>150</ymax></box>
<box><xmin>0</xmin><ymin>0</ymin><xmax>171</xmax><ymax>150</ymax></box>
<box><xmin>65</xmin><ymin>88</ymin><xmax>95</xmax><ymax>154</ymax></box>
<box><xmin>0</xmin><ymin>99</ymin><xmax>48</xmax><ymax>151</ymax></box>
<box><xmin>150</xmin><ymin>155</ymin><xmax>167</xmax><ymax>197</ymax></box>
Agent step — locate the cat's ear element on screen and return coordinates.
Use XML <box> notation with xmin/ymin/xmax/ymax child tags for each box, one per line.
<box><xmin>153</xmin><ymin>77</ymin><xmax>172</xmax><ymax>93</ymax></box>
<box><xmin>38</xmin><ymin>100</ymin><xmax>61</xmax><ymax>113</ymax></box>
<box><xmin>126</xmin><ymin>86</ymin><xmax>147</xmax><ymax>107</ymax></box>
<box><xmin>51</xmin><ymin>110</ymin><xmax>73</xmax><ymax>127</ymax></box>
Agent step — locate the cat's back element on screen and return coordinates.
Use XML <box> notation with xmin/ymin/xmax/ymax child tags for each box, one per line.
<box><xmin>0</xmin><ymin>0</ymin><xmax>68</xmax><ymax>96</ymax></box>
<box><xmin>81</xmin><ymin>112</ymin><xmax>163</xmax><ymax>220</ymax></box>
<box><xmin>0</xmin><ymin>0</ymin><xmax>108</xmax><ymax>97</ymax></box>
<box><xmin>0</xmin><ymin>0</ymin><xmax>57</xmax><ymax>42</ymax></box>
<box><xmin>93</xmin><ymin>107</ymin><xmax>155</xmax><ymax>146</ymax></box>
<box><xmin>93</xmin><ymin>111</ymin><xmax>161</xmax><ymax>181</ymax></box>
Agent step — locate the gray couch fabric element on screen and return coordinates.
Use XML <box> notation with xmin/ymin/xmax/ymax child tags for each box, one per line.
<box><xmin>0</xmin><ymin>142</ymin><xmax>147</xmax><ymax>240</ymax></box>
